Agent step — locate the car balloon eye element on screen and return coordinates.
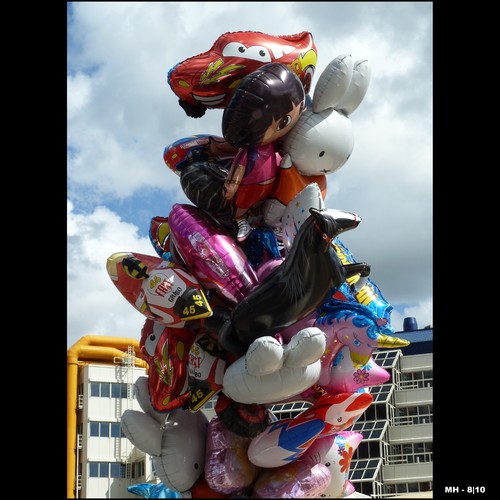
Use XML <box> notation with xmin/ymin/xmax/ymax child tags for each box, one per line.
<box><xmin>144</xmin><ymin>333</ymin><xmax>159</xmax><ymax>357</ymax></box>
<box><xmin>222</xmin><ymin>42</ymin><xmax>271</xmax><ymax>62</ymax></box>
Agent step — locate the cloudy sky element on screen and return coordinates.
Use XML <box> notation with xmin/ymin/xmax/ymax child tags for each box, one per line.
<box><xmin>67</xmin><ymin>2</ymin><xmax>432</xmax><ymax>350</ymax></box>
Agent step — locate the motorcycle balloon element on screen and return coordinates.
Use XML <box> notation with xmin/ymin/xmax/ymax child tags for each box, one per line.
<box><xmin>140</xmin><ymin>319</ymin><xmax>195</xmax><ymax>413</ymax></box>
<box><xmin>106</xmin><ymin>251</ymin><xmax>212</xmax><ymax>326</ymax></box>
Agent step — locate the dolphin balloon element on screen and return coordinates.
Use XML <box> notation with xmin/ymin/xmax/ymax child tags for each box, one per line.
<box><xmin>247</xmin><ymin>391</ymin><xmax>372</xmax><ymax>468</ymax></box>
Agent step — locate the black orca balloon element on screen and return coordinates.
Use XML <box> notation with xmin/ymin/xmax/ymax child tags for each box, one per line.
<box><xmin>218</xmin><ymin>207</ymin><xmax>370</xmax><ymax>356</ymax></box>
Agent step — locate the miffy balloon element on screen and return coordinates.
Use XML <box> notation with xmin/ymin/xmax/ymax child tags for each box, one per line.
<box><xmin>263</xmin><ymin>54</ymin><xmax>371</xmax><ymax>227</ymax></box>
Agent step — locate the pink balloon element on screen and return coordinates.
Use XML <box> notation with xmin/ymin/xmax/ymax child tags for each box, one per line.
<box><xmin>168</xmin><ymin>203</ymin><xmax>259</xmax><ymax>305</ymax></box>
<box><xmin>252</xmin><ymin>462</ymin><xmax>331</xmax><ymax>498</ymax></box>
<box><xmin>255</xmin><ymin>257</ymin><xmax>284</xmax><ymax>281</ymax></box>
<box><xmin>319</xmin><ymin>345</ymin><xmax>390</xmax><ymax>394</ymax></box>
<box><xmin>204</xmin><ymin>416</ymin><xmax>261</xmax><ymax>494</ymax></box>
<box><xmin>278</xmin><ymin>310</ymin><xmax>317</xmax><ymax>342</ymax></box>
<box><xmin>251</xmin><ymin>432</ymin><xmax>362</xmax><ymax>498</ymax></box>
<box><xmin>320</xmin><ymin>431</ymin><xmax>364</xmax><ymax>498</ymax></box>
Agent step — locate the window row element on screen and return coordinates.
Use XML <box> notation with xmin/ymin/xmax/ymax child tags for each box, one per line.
<box><xmin>387</xmin><ymin>441</ymin><xmax>433</xmax><ymax>464</ymax></box>
<box><xmin>385</xmin><ymin>481</ymin><xmax>433</xmax><ymax>494</ymax></box>
<box><xmin>88</xmin><ymin>460</ymin><xmax>145</xmax><ymax>479</ymax></box>
<box><xmin>90</xmin><ymin>382</ymin><xmax>131</xmax><ymax>399</ymax></box>
<box><xmin>90</xmin><ymin>421</ymin><xmax>126</xmax><ymax>438</ymax></box>
<box><xmin>399</xmin><ymin>369</ymin><xmax>433</xmax><ymax>389</ymax></box>
<box><xmin>394</xmin><ymin>404</ymin><xmax>433</xmax><ymax>425</ymax></box>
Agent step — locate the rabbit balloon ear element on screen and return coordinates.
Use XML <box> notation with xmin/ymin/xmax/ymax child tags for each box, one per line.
<box><xmin>312</xmin><ymin>54</ymin><xmax>354</xmax><ymax>113</ymax></box>
<box><xmin>312</xmin><ymin>55</ymin><xmax>371</xmax><ymax>116</ymax></box>
<box><xmin>334</xmin><ymin>59</ymin><xmax>371</xmax><ymax>115</ymax></box>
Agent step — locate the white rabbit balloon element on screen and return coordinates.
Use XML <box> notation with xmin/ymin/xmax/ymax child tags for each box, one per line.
<box><xmin>263</xmin><ymin>54</ymin><xmax>371</xmax><ymax>227</ymax></box>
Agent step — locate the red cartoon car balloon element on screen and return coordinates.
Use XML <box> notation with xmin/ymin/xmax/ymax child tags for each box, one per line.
<box><xmin>140</xmin><ymin>318</ymin><xmax>195</xmax><ymax>412</ymax></box>
<box><xmin>168</xmin><ymin>31</ymin><xmax>318</xmax><ymax>117</ymax></box>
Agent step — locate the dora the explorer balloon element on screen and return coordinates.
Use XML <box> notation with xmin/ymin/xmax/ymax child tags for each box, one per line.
<box><xmin>220</xmin><ymin>62</ymin><xmax>305</xmax><ymax>241</ymax></box>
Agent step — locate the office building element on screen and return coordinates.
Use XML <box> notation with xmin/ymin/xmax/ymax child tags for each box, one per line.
<box><xmin>67</xmin><ymin>319</ymin><xmax>432</xmax><ymax>498</ymax></box>
<box><xmin>67</xmin><ymin>336</ymin><xmax>152</xmax><ymax>499</ymax></box>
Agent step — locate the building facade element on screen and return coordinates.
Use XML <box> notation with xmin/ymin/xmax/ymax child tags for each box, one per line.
<box><xmin>68</xmin><ymin>337</ymin><xmax>153</xmax><ymax>499</ymax></box>
<box><xmin>68</xmin><ymin>323</ymin><xmax>432</xmax><ymax>498</ymax></box>
<box><xmin>347</xmin><ymin>347</ymin><xmax>433</xmax><ymax>497</ymax></box>
<box><xmin>256</xmin><ymin>322</ymin><xmax>434</xmax><ymax>498</ymax></box>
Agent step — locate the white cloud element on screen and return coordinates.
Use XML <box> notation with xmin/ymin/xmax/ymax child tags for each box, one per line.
<box><xmin>67</xmin><ymin>200</ymin><xmax>154</xmax><ymax>348</ymax></box>
<box><xmin>391</xmin><ymin>298</ymin><xmax>433</xmax><ymax>332</ymax></box>
<box><xmin>67</xmin><ymin>73</ymin><xmax>92</xmax><ymax>119</ymax></box>
<box><xmin>67</xmin><ymin>2</ymin><xmax>433</xmax><ymax>347</ymax></box>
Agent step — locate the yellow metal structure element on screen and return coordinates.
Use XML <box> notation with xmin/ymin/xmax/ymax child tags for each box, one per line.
<box><xmin>67</xmin><ymin>335</ymin><xmax>147</xmax><ymax>498</ymax></box>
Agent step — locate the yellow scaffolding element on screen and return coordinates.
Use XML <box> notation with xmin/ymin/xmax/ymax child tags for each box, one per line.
<box><xmin>67</xmin><ymin>335</ymin><xmax>147</xmax><ymax>499</ymax></box>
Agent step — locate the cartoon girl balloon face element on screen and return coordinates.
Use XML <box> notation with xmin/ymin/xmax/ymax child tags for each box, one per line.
<box><xmin>221</xmin><ymin>62</ymin><xmax>306</xmax><ymax>241</ymax></box>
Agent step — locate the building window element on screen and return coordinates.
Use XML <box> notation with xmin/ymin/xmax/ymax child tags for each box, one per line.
<box><xmin>270</xmin><ymin>401</ymin><xmax>311</xmax><ymax>420</ymax></box>
<box><xmin>111</xmin><ymin>382</ymin><xmax>128</xmax><ymax>398</ymax></box>
<box><xmin>394</xmin><ymin>405</ymin><xmax>433</xmax><ymax>426</ymax></box>
<box><xmin>372</xmin><ymin>350</ymin><xmax>400</xmax><ymax>369</ymax></box>
<box><xmin>90</xmin><ymin>421</ymin><xmax>126</xmax><ymax>438</ymax></box>
<box><xmin>99</xmin><ymin>463</ymin><xmax>109</xmax><ymax>478</ymax></box>
<box><xmin>393</xmin><ymin>481</ymin><xmax>433</xmax><ymax>494</ymax></box>
<box><xmin>101</xmin><ymin>383</ymin><xmax>110</xmax><ymax>398</ymax></box>
<box><xmin>89</xmin><ymin>382</ymin><xmax>129</xmax><ymax>399</ymax></box>
<box><xmin>101</xmin><ymin>422</ymin><xmax>110</xmax><ymax>437</ymax></box>
<box><xmin>110</xmin><ymin>463</ymin><xmax>126</xmax><ymax>478</ymax></box>
<box><xmin>90</xmin><ymin>422</ymin><xmax>99</xmax><ymax>437</ymax></box>
<box><xmin>369</xmin><ymin>384</ymin><xmax>394</xmax><ymax>404</ymax></box>
<box><xmin>89</xmin><ymin>462</ymin><xmax>125</xmax><ymax>478</ymax></box>
<box><xmin>111</xmin><ymin>422</ymin><xmax>123</xmax><ymax>438</ymax></box>
<box><xmin>132</xmin><ymin>460</ymin><xmax>145</xmax><ymax>479</ymax></box>
<box><xmin>90</xmin><ymin>382</ymin><xmax>100</xmax><ymax>397</ymax></box>
<box><xmin>351</xmin><ymin>420</ymin><xmax>388</xmax><ymax>441</ymax></box>
<box><xmin>349</xmin><ymin>458</ymin><xmax>382</xmax><ymax>481</ymax></box>
<box><xmin>399</xmin><ymin>369</ymin><xmax>433</xmax><ymax>389</ymax></box>
<box><xmin>387</xmin><ymin>441</ymin><xmax>433</xmax><ymax>464</ymax></box>
<box><xmin>89</xmin><ymin>463</ymin><xmax>98</xmax><ymax>477</ymax></box>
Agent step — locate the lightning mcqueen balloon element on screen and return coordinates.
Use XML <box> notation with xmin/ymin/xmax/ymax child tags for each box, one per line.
<box><xmin>139</xmin><ymin>318</ymin><xmax>195</xmax><ymax>412</ymax></box>
<box><xmin>167</xmin><ymin>31</ymin><xmax>317</xmax><ymax>117</ymax></box>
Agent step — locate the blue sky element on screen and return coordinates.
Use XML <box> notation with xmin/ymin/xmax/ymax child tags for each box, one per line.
<box><xmin>67</xmin><ymin>2</ymin><xmax>432</xmax><ymax>349</ymax></box>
